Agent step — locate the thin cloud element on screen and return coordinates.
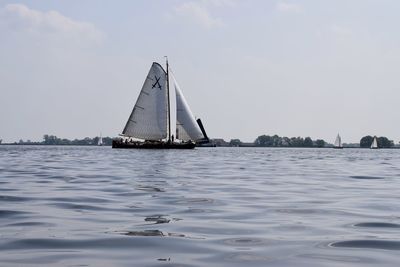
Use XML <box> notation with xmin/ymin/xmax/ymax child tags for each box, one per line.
<box><xmin>203</xmin><ymin>0</ymin><xmax>237</xmax><ymax>7</ymax></box>
<box><xmin>0</xmin><ymin>4</ymin><xmax>104</xmax><ymax>44</ymax></box>
<box><xmin>276</xmin><ymin>1</ymin><xmax>303</xmax><ymax>13</ymax></box>
<box><xmin>174</xmin><ymin>1</ymin><xmax>223</xmax><ymax>28</ymax></box>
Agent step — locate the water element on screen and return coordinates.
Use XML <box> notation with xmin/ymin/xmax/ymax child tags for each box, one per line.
<box><xmin>0</xmin><ymin>146</ymin><xmax>400</xmax><ymax>266</ymax></box>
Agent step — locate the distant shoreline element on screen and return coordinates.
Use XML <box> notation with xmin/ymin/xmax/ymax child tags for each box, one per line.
<box><xmin>0</xmin><ymin>143</ymin><xmax>111</xmax><ymax>146</ymax></box>
<box><xmin>1</xmin><ymin>144</ymin><xmax>400</xmax><ymax>149</ymax></box>
<box><xmin>1</xmin><ymin>134</ymin><xmax>397</xmax><ymax>149</ymax></box>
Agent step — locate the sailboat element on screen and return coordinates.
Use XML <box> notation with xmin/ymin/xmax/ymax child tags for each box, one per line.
<box><xmin>112</xmin><ymin>58</ymin><xmax>209</xmax><ymax>149</ymax></box>
<box><xmin>371</xmin><ymin>136</ymin><xmax>379</xmax><ymax>149</ymax></box>
<box><xmin>333</xmin><ymin>134</ymin><xmax>343</xmax><ymax>149</ymax></box>
<box><xmin>98</xmin><ymin>133</ymin><xmax>103</xmax><ymax>146</ymax></box>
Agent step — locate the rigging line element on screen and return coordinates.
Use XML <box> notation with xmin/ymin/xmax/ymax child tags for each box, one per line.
<box><xmin>165</xmin><ymin>56</ymin><xmax>171</xmax><ymax>142</ymax></box>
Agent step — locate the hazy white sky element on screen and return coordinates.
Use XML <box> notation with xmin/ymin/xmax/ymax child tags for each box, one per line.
<box><xmin>1</xmin><ymin>0</ymin><xmax>399</xmax><ymax>143</ymax></box>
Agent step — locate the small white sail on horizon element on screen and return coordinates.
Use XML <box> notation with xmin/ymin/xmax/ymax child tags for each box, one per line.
<box><xmin>122</xmin><ymin>63</ymin><xmax>169</xmax><ymax>140</ymax></box>
<box><xmin>334</xmin><ymin>134</ymin><xmax>342</xmax><ymax>148</ymax></box>
<box><xmin>371</xmin><ymin>136</ymin><xmax>378</xmax><ymax>149</ymax></box>
<box><xmin>98</xmin><ymin>133</ymin><xmax>103</xmax><ymax>146</ymax></box>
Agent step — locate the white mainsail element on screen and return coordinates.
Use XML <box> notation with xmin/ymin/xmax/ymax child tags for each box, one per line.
<box><xmin>334</xmin><ymin>134</ymin><xmax>342</xmax><ymax>148</ymax></box>
<box><xmin>122</xmin><ymin>63</ymin><xmax>168</xmax><ymax>140</ymax></box>
<box><xmin>371</xmin><ymin>136</ymin><xmax>378</xmax><ymax>149</ymax></box>
<box><xmin>172</xmin><ymin>74</ymin><xmax>204</xmax><ymax>141</ymax></box>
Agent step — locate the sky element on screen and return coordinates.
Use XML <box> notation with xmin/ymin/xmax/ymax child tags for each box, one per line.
<box><xmin>0</xmin><ymin>0</ymin><xmax>399</xmax><ymax>143</ymax></box>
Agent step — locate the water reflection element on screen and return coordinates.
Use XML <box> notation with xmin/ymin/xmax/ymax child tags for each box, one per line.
<box><xmin>1</xmin><ymin>146</ymin><xmax>400</xmax><ymax>266</ymax></box>
<box><xmin>136</xmin><ymin>186</ymin><xmax>165</xmax><ymax>192</ymax></box>
<box><xmin>330</xmin><ymin>240</ymin><xmax>400</xmax><ymax>250</ymax></box>
<box><xmin>144</xmin><ymin>215</ymin><xmax>171</xmax><ymax>224</ymax></box>
<box><xmin>122</xmin><ymin>230</ymin><xmax>165</xmax><ymax>237</ymax></box>
<box><xmin>349</xmin><ymin>175</ymin><xmax>385</xmax><ymax>180</ymax></box>
<box><xmin>353</xmin><ymin>222</ymin><xmax>400</xmax><ymax>228</ymax></box>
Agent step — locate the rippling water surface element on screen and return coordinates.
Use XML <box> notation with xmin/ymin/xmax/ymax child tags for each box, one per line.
<box><xmin>1</xmin><ymin>146</ymin><xmax>400</xmax><ymax>266</ymax></box>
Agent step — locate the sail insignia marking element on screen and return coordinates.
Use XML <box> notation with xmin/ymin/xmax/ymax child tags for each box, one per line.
<box><xmin>152</xmin><ymin>76</ymin><xmax>162</xmax><ymax>90</ymax></box>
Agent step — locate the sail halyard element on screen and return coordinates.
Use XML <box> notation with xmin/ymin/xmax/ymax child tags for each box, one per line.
<box><xmin>166</xmin><ymin>57</ymin><xmax>172</xmax><ymax>142</ymax></box>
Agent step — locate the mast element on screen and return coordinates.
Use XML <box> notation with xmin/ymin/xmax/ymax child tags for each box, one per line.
<box><xmin>165</xmin><ymin>56</ymin><xmax>172</xmax><ymax>142</ymax></box>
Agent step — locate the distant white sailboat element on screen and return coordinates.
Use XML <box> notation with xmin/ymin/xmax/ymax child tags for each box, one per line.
<box><xmin>333</xmin><ymin>134</ymin><xmax>343</xmax><ymax>149</ymax></box>
<box><xmin>98</xmin><ymin>134</ymin><xmax>103</xmax><ymax>146</ymax></box>
<box><xmin>371</xmin><ymin>136</ymin><xmax>379</xmax><ymax>149</ymax></box>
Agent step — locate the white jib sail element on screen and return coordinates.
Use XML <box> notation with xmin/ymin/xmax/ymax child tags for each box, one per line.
<box><xmin>172</xmin><ymin>74</ymin><xmax>204</xmax><ymax>141</ymax></box>
<box><xmin>334</xmin><ymin>134</ymin><xmax>341</xmax><ymax>147</ymax></box>
<box><xmin>122</xmin><ymin>63</ymin><xmax>168</xmax><ymax>140</ymax></box>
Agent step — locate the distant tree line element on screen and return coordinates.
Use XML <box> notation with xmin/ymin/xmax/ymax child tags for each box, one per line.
<box><xmin>360</xmin><ymin>135</ymin><xmax>394</xmax><ymax>148</ymax></box>
<box><xmin>253</xmin><ymin>135</ymin><xmax>326</xmax><ymax>147</ymax></box>
<box><xmin>8</xmin><ymin>135</ymin><xmax>113</xmax><ymax>146</ymax></box>
<box><xmin>229</xmin><ymin>139</ymin><xmax>242</xmax><ymax>147</ymax></box>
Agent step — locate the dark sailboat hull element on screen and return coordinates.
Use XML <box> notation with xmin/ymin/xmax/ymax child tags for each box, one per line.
<box><xmin>112</xmin><ymin>140</ymin><xmax>196</xmax><ymax>149</ymax></box>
